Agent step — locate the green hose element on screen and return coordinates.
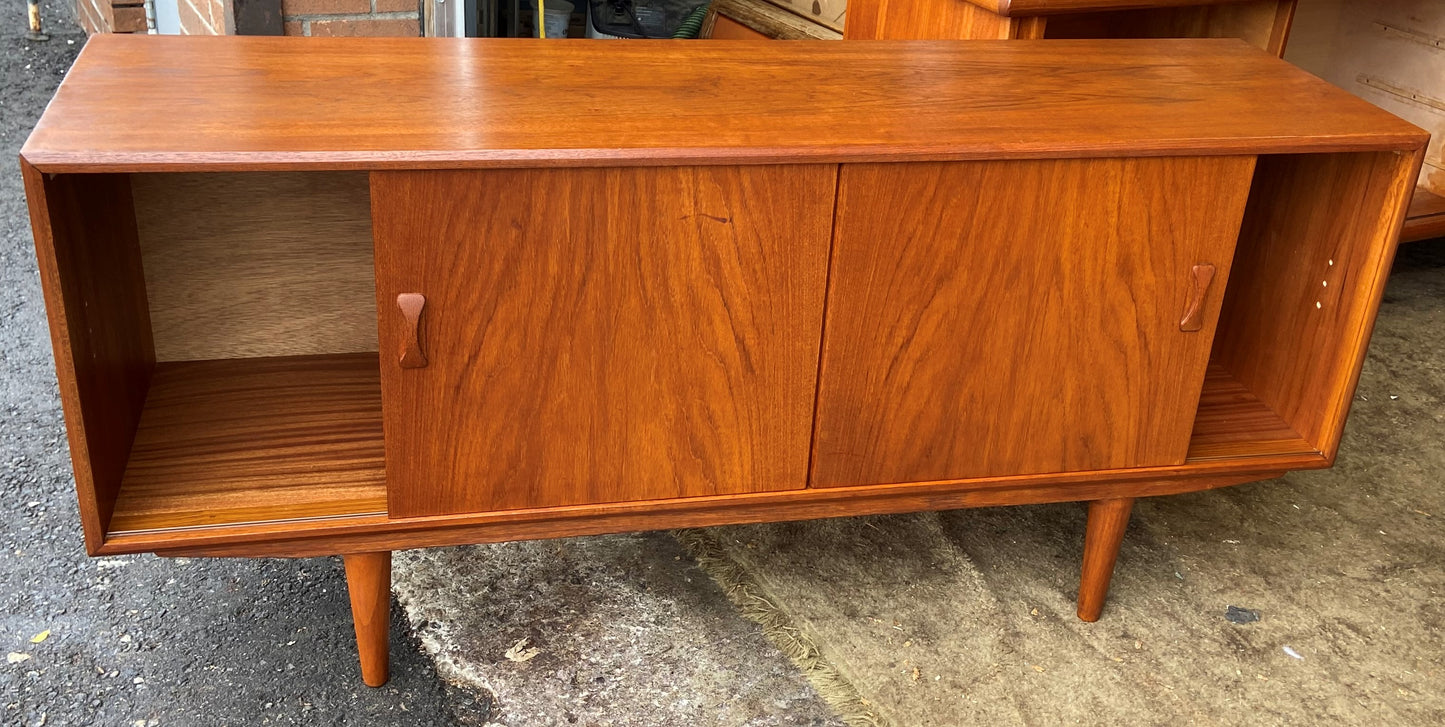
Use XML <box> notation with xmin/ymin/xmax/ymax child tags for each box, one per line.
<box><xmin>672</xmin><ymin>2</ymin><xmax>711</xmax><ymax>39</ymax></box>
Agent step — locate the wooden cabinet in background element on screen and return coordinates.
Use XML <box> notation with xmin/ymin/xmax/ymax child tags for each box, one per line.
<box><xmin>706</xmin><ymin>0</ymin><xmax>1296</xmax><ymax>50</ymax></box>
<box><xmin>21</xmin><ymin>36</ymin><xmax>1425</xmax><ymax>687</ymax></box>
<box><xmin>1284</xmin><ymin>0</ymin><xmax>1445</xmax><ymax>243</ymax></box>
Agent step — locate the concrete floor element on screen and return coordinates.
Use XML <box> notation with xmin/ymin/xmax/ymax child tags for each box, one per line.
<box><xmin>3</xmin><ymin>11</ymin><xmax>1444</xmax><ymax>727</ymax></box>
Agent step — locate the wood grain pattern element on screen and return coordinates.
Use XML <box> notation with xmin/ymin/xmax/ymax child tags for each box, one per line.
<box><xmin>845</xmin><ymin>0</ymin><xmax>1022</xmax><ymax>39</ymax></box>
<box><xmin>343</xmin><ymin>552</ymin><xmax>391</xmax><ymax>688</ymax></box>
<box><xmin>1186</xmin><ymin>363</ymin><xmax>1314</xmax><ymax>460</ymax></box>
<box><xmin>1401</xmin><ymin>186</ymin><xmax>1445</xmax><ymax>243</ymax></box>
<box><xmin>107</xmin><ymin>354</ymin><xmax>387</xmax><ymax>534</ymax></box>
<box><xmin>1042</xmin><ymin>0</ymin><xmax>1294</xmax><ymax>55</ymax></box>
<box><xmin>20</xmin><ymin>36</ymin><xmax>1427</xmax><ymax>173</ymax></box>
<box><xmin>1077</xmin><ymin>497</ymin><xmax>1133</xmax><ymax>622</ymax></box>
<box><xmin>1213</xmin><ymin>150</ymin><xmax>1422</xmax><ymax>460</ymax></box>
<box><xmin>708</xmin><ymin>0</ymin><xmax>843</xmax><ymax>39</ymax></box>
<box><xmin>22</xmin><ymin>165</ymin><xmax>155</xmax><ymax>554</ymax></box>
<box><xmin>768</xmin><ymin>0</ymin><xmax>847</xmax><ymax>31</ymax></box>
<box><xmin>131</xmin><ymin>172</ymin><xmax>376</xmax><ymax>362</ymax></box>
<box><xmin>141</xmin><ymin>472</ymin><xmax>1288</xmax><ymax>559</ymax></box>
<box><xmin>812</xmin><ymin>156</ymin><xmax>1256</xmax><ymax>488</ymax></box>
<box><xmin>372</xmin><ymin>166</ymin><xmax>834</xmax><ymax>517</ymax></box>
<box><xmin>704</xmin><ymin>13</ymin><xmax>771</xmax><ymax>39</ymax></box>
<box><xmin>93</xmin><ymin>336</ymin><xmax>1321</xmax><ymax>547</ymax></box>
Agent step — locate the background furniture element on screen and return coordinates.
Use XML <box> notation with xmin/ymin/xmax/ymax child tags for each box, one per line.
<box><xmin>1284</xmin><ymin>0</ymin><xmax>1444</xmax><ymax>243</ymax></box>
<box><xmin>22</xmin><ymin>35</ymin><xmax>1424</xmax><ymax>686</ymax></box>
<box><xmin>706</xmin><ymin>0</ymin><xmax>1442</xmax><ymax>242</ymax></box>
<box><xmin>705</xmin><ymin>0</ymin><xmax>1294</xmax><ymax>51</ymax></box>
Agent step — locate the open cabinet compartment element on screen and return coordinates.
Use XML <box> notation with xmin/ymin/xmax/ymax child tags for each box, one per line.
<box><xmin>1187</xmin><ymin>150</ymin><xmax>1419</xmax><ymax>464</ymax></box>
<box><xmin>25</xmin><ymin>169</ymin><xmax>388</xmax><ymax>551</ymax></box>
<box><xmin>28</xmin><ymin>147</ymin><xmax>1417</xmax><ymax>552</ymax></box>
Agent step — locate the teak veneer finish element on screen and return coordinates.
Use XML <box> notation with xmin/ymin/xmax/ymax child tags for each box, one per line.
<box><xmin>813</xmin><ymin>156</ymin><xmax>1254</xmax><ymax>487</ymax></box>
<box><xmin>108</xmin><ymin>354</ymin><xmax>387</xmax><ymax>533</ymax></box>
<box><xmin>22</xmin><ymin>37</ymin><xmax>1426</xmax><ymax>687</ymax></box>
<box><xmin>371</xmin><ymin>166</ymin><xmax>832</xmax><ymax>516</ymax></box>
<box><xmin>23</xmin><ymin>37</ymin><xmax>1423</xmax><ymax>172</ymax></box>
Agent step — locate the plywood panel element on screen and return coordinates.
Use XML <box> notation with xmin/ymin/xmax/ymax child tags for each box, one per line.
<box><xmin>372</xmin><ymin>166</ymin><xmax>835</xmax><ymax>517</ymax></box>
<box><xmin>769</xmin><ymin>0</ymin><xmax>847</xmax><ymax>31</ymax></box>
<box><xmin>1212</xmin><ymin>150</ymin><xmax>1420</xmax><ymax>457</ymax></box>
<box><xmin>1285</xmin><ymin>0</ymin><xmax>1445</xmax><ymax>195</ymax></box>
<box><xmin>131</xmin><ymin>172</ymin><xmax>377</xmax><ymax>361</ymax></box>
<box><xmin>813</xmin><ymin>156</ymin><xmax>1256</xmax><ymax>488</ymax></box>
<box><xmin>708</xmin><ymin>0</ymin><xmax>844</xmax><ymax>38</ymax></box>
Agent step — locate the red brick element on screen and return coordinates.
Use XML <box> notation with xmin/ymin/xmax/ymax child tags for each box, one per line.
<box><xmin>281</xmin><ymin>0</ymin><xmax>370</xmax><ymax>15</ymax></box>
<box><xmin>177</xmin><ymin>0</ymin><xmax>217</xmax><ymax>34</ymax></box>
<box><xmin>285</xmin><ymin>20</ymin><xmax>305</xmax><ymax>36</ymax></box>
<box><xmin>375</xmin><ymin>0</ymin><xmax>418</xmax><ymax>12</ymax></box>
<box><xmin>78</xmin><ymin>0</ymin><xmax>106</xmax><ymax>34</ymax></box>
<box><xmin>308</xmin><ymin>17</ymin><xmax>421</xmax><ymax>36</ymax></box>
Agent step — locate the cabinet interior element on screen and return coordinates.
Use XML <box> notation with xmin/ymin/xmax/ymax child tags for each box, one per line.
<box><xmin>43</xmin><ymin>153</ymin><xmax>1403</xmax><ymax>541</ymax></box>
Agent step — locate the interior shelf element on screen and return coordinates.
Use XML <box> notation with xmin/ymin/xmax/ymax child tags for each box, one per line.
<box><xmin>1186</xmin><ymin>363</ymin><xmax>1316</xmax><ymax>462</ymax></box>
<box><xmin>107</xmin><ymin>353</ymin><xmax>387</xmax><ymax>534</ymax></box>
<box><xmin>105</xmin><ymin>354</ymin><xmax>1314</xmax><ymax>537</ymax></box>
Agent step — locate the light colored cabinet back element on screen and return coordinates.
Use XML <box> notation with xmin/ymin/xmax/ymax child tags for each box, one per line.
<box><xmin>131</xmin><ymin>172</ymin><xmax>376</xmax><ymax>362</ymax></box>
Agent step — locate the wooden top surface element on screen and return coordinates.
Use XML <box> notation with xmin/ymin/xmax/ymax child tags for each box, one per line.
<box><xmin>22</xmin><ymin>35</ymin><xmax>1426</xmax><ymax>172</ymax></box>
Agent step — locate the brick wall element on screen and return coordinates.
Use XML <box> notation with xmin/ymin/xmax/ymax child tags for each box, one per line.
<box><xmin>77</xmin><ymin>0</ymin><xmax>148</xmax><ymax>33</ymax></box>
<box><xmin>178</xmin><ymin>0</ymin><xmax>232</xmax><ymax>33</ymax></box>
<box><xmin>77</xmin><ymin>0</ymin><xmax>423</xmax><ymax>36</ymax></box>
<box><xmin>282</xmin><ymin>0</ymin><xmax>421</xmax><ymax>36</ymax></box>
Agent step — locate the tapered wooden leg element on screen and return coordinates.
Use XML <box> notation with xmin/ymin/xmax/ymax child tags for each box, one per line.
<box><xmin>343</xmin><ymin>551</ymin><xmax>392</xmax><ymax>687</ymax></box>
<box><xmin>1077</xmin><ymin>498</ymin><xmax>1134</xmax><ymax>623</ymax></box>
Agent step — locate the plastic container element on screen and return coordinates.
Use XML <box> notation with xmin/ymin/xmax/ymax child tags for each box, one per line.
<box><xmin>587</xmin><ymin>0</ymin><xmax>704</xmax><ymax>39</ymax></box>
<box><xmin>531</xmin><ymin>0</ymin><xmax>574</xmax><ymax>38</ymax></box>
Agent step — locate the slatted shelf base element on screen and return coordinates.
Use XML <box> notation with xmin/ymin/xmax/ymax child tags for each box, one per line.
<box><xmin>108</xmin><ymin>354</ymin><xmax>388</xmax><ymax>534</ymax></box>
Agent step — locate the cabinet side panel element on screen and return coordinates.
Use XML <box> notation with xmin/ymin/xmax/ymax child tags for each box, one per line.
<box><xmin>373</xmin><ymin>166</ymin><xmax>835</xmax><ymax>517</ymax></box>
<box><xmin>1213</xmin><ymin>149</ymin><xmax>1421</xmax><ymax>459</ymax></box>
<box><xmin>813</xmin><ymin>156</ymin><xmax>1256</xmax><ymax>488</ymax></box>
<box><xmin>22</xmin><ymin>164</ymin><xmax>155</xmax><ymax>553</ymax></box>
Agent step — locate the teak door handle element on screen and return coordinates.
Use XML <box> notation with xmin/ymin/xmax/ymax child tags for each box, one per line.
<box><xmin>1179</xmin><ymin>264</ymin><xmax>1216</xmax><ymax>332</ymax></box>
<box><xmin>397</xmin><ymin>293</ymin><xmax>427</xmax><ymax>369</ymax></box>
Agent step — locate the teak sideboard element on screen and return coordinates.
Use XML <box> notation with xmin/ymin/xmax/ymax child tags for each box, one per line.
<box><xmin>21</xmin><ymin>36</ymin><xmax>1426</xmax><ymax>687</ymax></box>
